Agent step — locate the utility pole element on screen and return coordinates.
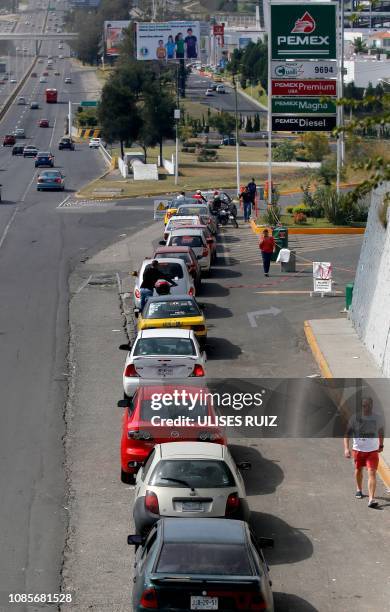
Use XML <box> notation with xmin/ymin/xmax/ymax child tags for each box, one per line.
<box><xmin>232</xmin><ymin>74</ymin><xmax>240</xmax><ymax>195</ymax></box>
<box><xmin>174</xmin><ymin>63</ymin><xmax>180</xmax><ymax>185</ymax></box>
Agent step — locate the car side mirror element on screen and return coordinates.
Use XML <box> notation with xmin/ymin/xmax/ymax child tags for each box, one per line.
<box><xmin>237</xmin><ymin>461</ymin><xmax>251</xmax><ymax>470</ymax></box>
<box><xmin>119</xmin><ymin>343</ymin><xmax>130</xmax><ymax>351</ymax></box>
<box><xmin>132</xmin><ymin>271</ymin><xmax>138</xmax><ymax>277</ymax></box>
<box><xmin>159</xmin><ymin>240</ymin><xmax>166</xmax><ymax>246</ymax></box>
<box><xmin>117</xmin><ymin>399</ymin><xmax>128</xmax><ymax>408</ymax></box>
<box><xmin>258</xmin><ymin>537</ymin><xmax>274</xmax><ymax>549</ymax></box>
<box><xmin>127</xmin><ymin>534</ymin><xmax>144</xmax><ymax>546</ymax></box>
<box><xmin>134</xmin><ymin>308</ymin><xmax>140</xmax><ymax>318</ymax></box>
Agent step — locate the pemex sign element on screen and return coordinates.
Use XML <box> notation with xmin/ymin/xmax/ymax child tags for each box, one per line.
<box><xmin>271</xmin><ymin>3</ymin><xmax>337</xmax><ymax>60</ymax></box>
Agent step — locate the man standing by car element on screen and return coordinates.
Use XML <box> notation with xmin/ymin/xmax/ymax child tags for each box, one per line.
<box><xmin>247</xmin><ymin>178</ymin><xmax>257</xmax><ymax>211</ymax></box>
<box><xmin>240</xmin><ymin>186</ymin><xmax>253</xmax><ymax>223</ymax></box>
<box><xmin>344</xmin><ymin>397</ymin><xmax>384</xmax><ymax>508</ymax></box>
<box><xmin>259</xmin><ymin>229</ymin><xmax>275</xmax><ymax>277</ymax></box>
<box><xmin>139</xmin><ymin>260</ymin><xmax>177</xmax><ymax>311</ymax></box>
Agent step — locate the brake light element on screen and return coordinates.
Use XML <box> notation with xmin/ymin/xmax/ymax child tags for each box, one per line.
<box><xmin>124</xmin><ymin>363</ymin><xmax>138</xmax><ymax>377</ymax></box>
<box><xmin>202</xmin><ymin>247</ymin><xmax>209</xmax><ymax>257</ymax></box>
<box><xmin>225</xmin><ymin>492</ymin><xmax>240</xmax><ymax>515</ymax></box>
<box><xmin>145</xmin><ymin>491</ymin><xmax>159</xmax><ymax>515</ymax></box>
<box><xmin>188</xmin><ymin>287</ymin><xmax>194</xmax><ymax>296</ymax></box>
<box><xmin>140</xmin><ymin>587</ymin><xmax>158</xmax><ymax>609</ymax></box>
<box><xmin>55</xmin><ymin>178</ymin><xmax>61</xmax><ymax>183</ymax></box>
<box><xmin>38</xmin><ymin>178</ymin><xmax>44</xmax><ymax>183</ymax></box>
<box><xmin>134</xmin><ymin>288</ymin><xmax>140</xmax><ymax>299</ymax></box>
<box><xmin>250</xmin><ymin>594</ymin><xmax>267</xmax><ymax>610</ymax></box>
<box><xmin>192</xmin><ymin>325</ymin><xmax>205</xmax><ymax>332</ymax></box>
<box><xmin>127</xmin><ymin>429</ymin><xmax>153</xmax><ymax>441</ymax></box>
<box><xmin>191</xmin><ymin>364</ymin><xmax>205</xmax><ymax>377</ymax></box>
<box><xmin>207</xmin><ymin>238</ymin><xmax>214</xmax><ymax>243</ymax></box>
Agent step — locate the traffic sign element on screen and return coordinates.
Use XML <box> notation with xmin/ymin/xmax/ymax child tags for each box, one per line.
<box><xmin>272</xmin><ymin>80</ymin><xmax>337</xmax><ymax>97</ymax></box>
<box><xmin>272</xmin><ymin>97</ymin><xmax>336</xmax><ymax>114</ymax></box>
<box><xmin>271</xmin><ymin>60</ymin><xmax>338</xmax><ymax>80</ymax></box>
<box><xmin>271</xmin><ymin>3</ymin><xmax>337</xmax><ymax>60</ymax></box>
<box><xmin>272</xmin><ymin>115</ymin><xmax>337</xmax><ymax>132</ymax></box>
<box><xmin>80</xmin><ymin>101</ymin><xmax>98</xmax><ymax>107</ymax></box>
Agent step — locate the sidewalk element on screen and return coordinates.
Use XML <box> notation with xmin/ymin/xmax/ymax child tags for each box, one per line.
<box><xmin>305</xmin><ymin>317</ymin><xmax>390</xmax><ymax>490</ymax></box>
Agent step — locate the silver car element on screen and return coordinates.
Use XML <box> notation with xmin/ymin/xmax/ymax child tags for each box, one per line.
<box><xmin>175</xmin><ymin>203</ymin><xmax>218</xmax><ymax>234</ymax></box>
<box><xmin>164</xmin><ymin>228</ymin><xmax>211</xmax><ymax>274</ymax></box>
<box><xmin>122</xmin><ymin>328</ymin><xmax>206</xmax><ymax>399</ymax></box>
<box><xmin>133</xmin><ymin>442</ymin><xmax>251</xmax><ymax>535</ymax></box>
<box><xmin>133</xmin><ymin>258</ymin><xmax>195</xmax><ymax>310</ymax></box>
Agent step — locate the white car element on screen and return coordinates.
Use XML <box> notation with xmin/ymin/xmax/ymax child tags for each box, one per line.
<box><xmin>39</xmin><ymin>76</ymin><xmax>47</xmax><ymax>83</ymax></box>
<box><xmin>10</xmin><ymin>78</ymin><xmax>16</xmax><ymax>84</ymax></box>
<box><xmin>164</xmin><ymin>215</ymin><xmax>201</xmax><ymax>238</ymax></box>
<box><xmin>88</xmin><ymin>137</ymin><xmax>101</xmax><ymax>148</ymax></box>
<box><xmin>133</xmin><ymin>257</ymin><xmax>195</xmax><ymax>309</ymax></box>
<box><xmin>64</xmin><ymin>77</ymin><xmax>72</xmax><ymax>84</ymax></box>
<box><xmin>164</xmin><ymin>228</ymin><xmax>211</xmax><ymax>274</ymax></box>
<box><xmin>122</xmin><ymin>329</ymin><xmax>206</xmax><ymax>398</ymax></box>
<box><xmin>133</xmin><ymin>442</ymin><xmax>250</xmax><ymax>534</ymax></box>
<box><xmin>58</xmin><ymin>55</ymin><xmax>64</xmax><ymax>59</ymax></box>
<box><xmin>17</xmin><ymin>96</ymin><xmax>26</xmax><ymax>105</ymax></box>
<box><xmin>216</xmin><ymin>84</ymin><xmax>226</xmax><ymax>94</ymax></box>
<box><xmin>205</xmin><ymin>88</ymin><xmax>213</xmax><ymax>96</ymax></box>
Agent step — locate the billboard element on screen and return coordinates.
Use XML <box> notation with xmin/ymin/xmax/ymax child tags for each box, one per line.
<box><xmin>104</xmin><ymin>21</ymin><xmax>130</xmax><ymax>56</ymax></box>
<box><xmin>271</xmin><ymin>3</ymin><xmax>337</xmax><ymax>60</ymax></box>
<box><xmin>136</xmin><ymin>21</ymin><xmax>201</xmax><ymax>61</ymax></box>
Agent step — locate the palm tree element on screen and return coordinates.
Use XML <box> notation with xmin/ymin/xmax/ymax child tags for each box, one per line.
<box><xmin>353</xmin><ymin>37</ymin><xmax>368</xmax><ymax>55</ymax></box>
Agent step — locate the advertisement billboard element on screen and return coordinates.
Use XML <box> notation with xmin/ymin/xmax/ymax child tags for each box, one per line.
<box><xmin>271</xmin><ymin>3</ymin><xmax>337</xmax><ymax>60</ymax></box>
<box><xmin>136</xmin><ymin>21</ymin><xmax>201</xmax><ymax>61</ymax></box>
<box><xmin>271</xmin><ymin>60</ymin><xmax>337</xmax><ymax>79</ymax></box>
<box><xmin>104</xmin><ymin>21</ymin><xmax>130</xmax><ymax>56</ymax></box>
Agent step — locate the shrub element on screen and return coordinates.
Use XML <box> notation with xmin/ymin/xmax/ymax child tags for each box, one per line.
<box><xmin>294</xmin><ymin>212</ymin><xmax>307</xmax><ymax>224</ymax></box>
<box><xmin>273</xmin><ymin>141</ymin><xmax>296</xmax><ymax>162</ymax></box>
<box><xmin>292</xmin><ymin>205</ymin><xmax>311</xmax><ymax>215</ymax></box>
<box><xmin>262</xmin><ymin>205</ymin><xmax>282</xmax><ymax>226</ymax></box>
<box><xmin>286</xmin><ymin>206</ymin><xmax>294</xmax><ymax>214</ymax></box>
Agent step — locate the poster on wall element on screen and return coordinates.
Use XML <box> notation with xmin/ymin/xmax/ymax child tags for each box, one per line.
<box><xmin>104</xmin><ymin>21</ymin><xmax>130</xmax><ymax>56</ymax></box>
<box><xmin>136</xmin><ymin>21</ymin><xmax>201</xmax><ymax>61</ymax></box>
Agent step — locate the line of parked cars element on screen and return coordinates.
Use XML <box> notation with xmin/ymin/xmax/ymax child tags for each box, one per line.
<box><xmin>119</xmin><ymin>193</ymin><xmax>275</xmax><ymax>610</ymax></box>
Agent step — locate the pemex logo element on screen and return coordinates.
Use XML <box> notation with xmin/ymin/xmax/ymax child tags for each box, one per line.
<box><xmin>291</xmin><ymin>11</ymin><xmax>316</xmax><ymax>34</ymax></box>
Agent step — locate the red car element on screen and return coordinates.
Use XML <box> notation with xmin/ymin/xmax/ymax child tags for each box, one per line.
<box><xmin>120</xmin><ymin>385</ymin><xmax>227</xmax><ymax>483</ymax></box>
<box><xmin>153</xmin><ymin>245</ymin><xmax>201</xmax><ymax>290</ymax></box>
<box><xmin>42</xmin><ymin>71</ymin><xmax>49</xmax><ymax>76</ymax></box>
<box><xmin>38</xmin><ymin>119</ymin><xmax>49</xmax><ymax>128</ymax></box>
<box><xmin>3</xmin><ymin>134</ymin><xmax>16</xmax><ymax>146</ymax></box>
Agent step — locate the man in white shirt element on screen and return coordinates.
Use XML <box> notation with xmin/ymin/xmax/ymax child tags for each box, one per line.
<box><xmin>344</xmin><ymin>397</ymin><xmax>385</xmax><ymax>508</ymax></box>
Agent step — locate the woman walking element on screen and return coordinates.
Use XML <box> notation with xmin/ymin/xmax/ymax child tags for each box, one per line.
<box><xmin>259</xmin><ymin>229</ymin><xmax>275</xmax><ymax>277</ymax></box>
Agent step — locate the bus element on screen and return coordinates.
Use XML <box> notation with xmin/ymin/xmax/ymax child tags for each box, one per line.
<box><xmin>45</xmin><ymin>88</ymin><xmax>58</xmax><ymax>103</ymax></box>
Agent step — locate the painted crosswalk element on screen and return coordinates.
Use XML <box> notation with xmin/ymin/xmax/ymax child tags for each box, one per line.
<box><xmin>218</xmin><ymin>227</ymin><xmax>363</xmax><ymax>265</ymax></box>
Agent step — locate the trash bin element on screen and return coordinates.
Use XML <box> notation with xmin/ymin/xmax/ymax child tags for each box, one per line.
<box><xmin>257</xmin><ymin>187</ymin><xmax>265</xmax><ymax>201</ymax></box>
<box><xmin>272</xmin><ymin>226</ymin><xmax>288</xmax><ymax>262</ymax></box>
<box><xmin>345</xmin><ymin>283</ymin><xmax>354</xmax><ymax>310</ymax></box>
<box><xmin>281</xmin><ymin>250</ymin><xmax>296</xmax><ymax>273</ymax></box>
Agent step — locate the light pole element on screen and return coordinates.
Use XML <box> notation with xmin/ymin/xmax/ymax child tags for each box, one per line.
<box><xmin>232</xmin><ymin>74</ymin><xmax>240</xmax><ymax>195</ymax></box>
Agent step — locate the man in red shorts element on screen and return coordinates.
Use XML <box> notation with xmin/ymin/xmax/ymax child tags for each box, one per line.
<box><xmin>344</xmin><ymin>397</ymin><xmax>384</xmax><ymax>508</ymax></box>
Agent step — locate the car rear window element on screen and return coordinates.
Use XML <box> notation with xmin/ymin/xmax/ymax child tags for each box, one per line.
<box><xmin>152</xmin><ymin>261</ymin><xmax>183</xmax><ymax>280</ymax></box>
<box><xmin>155</xmin><ymin>253</ymin><xmax>191</xmax><ymax>266</ymax></box>
<box><xmin>133</xmin><ymin>337</ymin><xmax>196</xmax><ymax>357</ymax></box>
<box><xmin>140</xmin><ymin>399</ymin><xmax>208</xmax><ymax>421</ymax></box>
<box><xmin>177</xmin><ymin>207</ymin><xmax>207</xmax><ymax>216</ymax></box>
<box><xmin>149</xmin><ymin>460</ymin><xmax>235</xmax><ymax>488</ymax></box>
<box><xmin>144</xmin><ymin>299</ymin><xmax>200</xmax><ymax>320</ymax></box>
<box><xmin>170</xmin><ymin>235</ymin><xmax>203</xmax><ymax>248</ymax></box>
<box><xmin>156</xmin><ymin>543</ymin><xmax>252</xmax><ymax>575</ymax></box>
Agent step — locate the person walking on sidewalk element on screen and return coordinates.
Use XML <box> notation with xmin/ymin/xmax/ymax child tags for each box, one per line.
<box><xmin>240</xmin><ymin>187</ymin><xmax>253</xmax><ymax>222</ymax></box>
<box><xmin>259</xmin><ymin>229</ymin><xmax>275</xmax><ymax>277</ymax></box>
<box><xmin>247</xmin><ymin>178</ymin><xmax>257</xmax><ymax>210</ymax></box>
<box><xmin>344</xmin><ymin>397</ymin><xmax>385</xmax><ymax>508</ymax></box>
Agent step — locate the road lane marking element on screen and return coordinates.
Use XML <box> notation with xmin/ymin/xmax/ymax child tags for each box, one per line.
<box><xmin>255</xmin><ymin>290</ymin><xmax>343</xmax><ymax>295</ymax></box>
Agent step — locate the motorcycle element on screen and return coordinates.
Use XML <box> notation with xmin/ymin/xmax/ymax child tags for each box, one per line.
<box><xmin>218</xmin><ymin>201</ymin><xmax>238</xmax><ymax>228</ymax></box>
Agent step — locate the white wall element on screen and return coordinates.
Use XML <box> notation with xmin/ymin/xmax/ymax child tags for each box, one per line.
<box><xmin>350</xmin><ymin>183</ymin><xmax>390</xmax><ymax>376</ymax></box>
<box><xmin>344</xmin><ymin>58</ymin><xmax>390</xmax><ymax>87</ymax></box>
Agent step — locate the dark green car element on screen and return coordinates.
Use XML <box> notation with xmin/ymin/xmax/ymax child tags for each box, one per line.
<box><xmin>128</xmin><ymin>517</ymin><xmax>274</xmax><ymax>611</ymax></box>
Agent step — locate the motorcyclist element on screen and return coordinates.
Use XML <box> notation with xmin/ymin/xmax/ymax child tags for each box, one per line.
<box><xmin>210</xmin><ymin>190</ymin><xmax>222</xmax><ymax>215</ymax></box>
<box><xmin>194</xmin><ymin>189</ymin><xmax>207</xmax><ymax>203</ymax></box>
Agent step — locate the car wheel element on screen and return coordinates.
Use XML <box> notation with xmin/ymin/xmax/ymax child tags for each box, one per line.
<box><xmin>121</xmin><ymin>469</ymin><xmax>135</xmax><ymax>485</ymax></box>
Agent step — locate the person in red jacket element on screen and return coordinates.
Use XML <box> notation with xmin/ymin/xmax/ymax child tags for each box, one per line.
<box><xmin>259</xmin><ymin>229</ymin><xmax>275</xmax><ymax>277</ymax></box>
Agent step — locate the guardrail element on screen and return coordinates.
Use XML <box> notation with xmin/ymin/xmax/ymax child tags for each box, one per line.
<box><xmin>99</xmin><ymin>142</ymin><xmax>112</xmax><ymax>166</ymax></box>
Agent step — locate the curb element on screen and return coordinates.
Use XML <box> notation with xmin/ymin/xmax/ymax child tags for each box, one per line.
<box><xmin>303</xmin><ymin>320</ymin><xmax>390</xmax><ymax>490</ymax></box>
<box><xmin>249</xmin><ymin>219</ymin><xmax>365</xmax><ymax>235</ymax></box>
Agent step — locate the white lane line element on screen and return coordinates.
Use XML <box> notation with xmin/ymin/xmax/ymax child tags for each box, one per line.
<box><xmin>0</xmin><ymin>207</ymin><xmax>19</xmax><ymax>251</ymax></box>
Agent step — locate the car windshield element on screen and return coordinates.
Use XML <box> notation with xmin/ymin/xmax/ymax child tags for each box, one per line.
<box><xmin>38</xmin><ymin>152</ymin><xmax>50</xmax><ymax>157</ymax></box>
<box><xmin>133</xmin><ymin>337</ymin><xmax>196</xmax><ymax>356</ymax></box>
<box><xmin>157</xmin><ymin>543</ymin><xmax>252</xmax><ymax>575</ymax></box>
<box><xmin>149</xmin><ymin>460</ymin><xmax>235</xmax><ymax>488</ymax></box>
<box><xmin>177</xmin><ymin>207</ymin><xmax>208</xmax><ymax>216</ymax></box>
<box><xmin>41</xmin><ymin>171</ymin><xmax>60</xmax><ymax>177</ymax></box>
<box><xmin>170</xmin><ymin>235</ymin><xmax>203</xmax><ymax>248</ymax></box>
<box><xmin>147</xmin><ymin>261</ymin><xmax>183</xmax><ymax>280</ymax></box>
<box><xmin>140</xmin><ymin>399</ymin><xmax>209</xmax><ymax>421</ymax></box>
<box><xmin>143</xmin><ymin>300</ymin><xmax>200</xmax><ymax>320</ymax></box>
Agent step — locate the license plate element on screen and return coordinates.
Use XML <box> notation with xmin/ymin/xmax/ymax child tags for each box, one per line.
<box><xmin>162</xmin><ymin>322</ymin><xmax>182</xmax><ymax>327</ymax></box>
<box><xmin>182</xmin><ymin>501</ymin><xmax>202</xmax><ymax>512</ymax></box>
<box><xmin>191</xmin><ymin>596</ymin><xmax>218</xmax><ymax>610</ymax></box>
<box><xmin>157</xmin><ymin>367</ymin><xmax>173</xmax><ymax>376</ymax></box>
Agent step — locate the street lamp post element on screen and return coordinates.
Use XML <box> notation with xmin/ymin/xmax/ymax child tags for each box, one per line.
<box><xmin>232</xmin><ymin>74</ymin><xmax>240</xmax><ymax>195</ymax></box>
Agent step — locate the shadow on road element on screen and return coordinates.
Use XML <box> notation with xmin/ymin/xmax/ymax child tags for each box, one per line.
<box><xmin>203</xmin><ymin>303</ymin><xmax>232</xmax><ymax>319</ymax></box>
<box><xmin>209</xmin><ymin>267</ymin><xmax>242</xmax><ymax>279</ymax></box>
<box><xmin>228</xmin><ymin>444</ymin><xmax>284</xmax><ymax>495</ymax></box>
<box><xmin>273</xmin><ymin>592</ymin><xmax>318</xmax><ymax>611</ymax></box>
<box><xmin>207</xmin><ymin>337</ymin><xmax>241</xmax><ymax>358</ymax></box>
<box><xmin>250</xmin><ymin>510</ymin><xmax>314</xmax><ymax>565</ymax></box>
<box><xmin>200</xmin><ymin>281</ymin><xmax>230</xmax><ymax>298</ymax></box>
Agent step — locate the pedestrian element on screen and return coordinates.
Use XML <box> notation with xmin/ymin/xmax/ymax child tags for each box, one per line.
<box><xmin>259</xmin><ymin>229</ymin><xmax>275</xmax><ymax>277</ymax></box>
<box><xmin>240</xmin><ymin>187</ymin><xmax>252</xmax><ymax>222</ymax></box>
<box><xmin>344</xmin><ymin>397</ymin><xmax>385</xmax><ymax>508</ymax></box>
<box><xmin>139</xmin><ymin>260</ymin><xmax>162</xmax><ymax>311</ymax></box>
<box><xmin>247</xmin><ymin>177</ymin><xmax>257</xmax><ymax>208</ymax></box>
<box><xmin>176</xmin><ymin>191</ymin><xmax>186</xmax><ymax>201</ymax></box>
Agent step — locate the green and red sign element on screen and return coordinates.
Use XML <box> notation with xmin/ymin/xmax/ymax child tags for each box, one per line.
<box><xmin>271</xmin><ymin>3</ymin><xmax>337</xmax><ymax>60</ymax></box>
<box><xmin>272</xmin><ymin>97</ymin><xmax>336</xmax><ymax>114</ymax></box>
<box><xmin>272</xmin><ymin>79</ymin><xmax>337</xmax><ymax>96</ymax></box>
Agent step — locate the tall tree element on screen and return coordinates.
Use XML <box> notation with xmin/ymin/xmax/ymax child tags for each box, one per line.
<box><xmin>140</xmin><ymin>80</ymin><xmax>176</xmax><ymax>166</ymax></box>
<box><xmin>209</xmin><ymin>111</ymin><xmax>235</xmax><ymax>136</ymax></box>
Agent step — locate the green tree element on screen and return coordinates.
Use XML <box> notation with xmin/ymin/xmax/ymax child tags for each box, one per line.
<box><xmin>273</xmin><ymin>141</ymin><xmax>296</xmax><ymax>162</ymax></box>
<box><xmin>209</xmin><ymin>111</ymin><xmax>236</xmax><ymax>136</ymax></box>
<box><xmin>97</xmin><ymin>77</ymin><xmax>140</xmax><ymax>158</ymax></box>
<box><xmin>299</xmin><ymin>132</ymin><xmax>330</xmax><ymax>162</ymax></box>
<box><xmin>246</xmin><ymin>116</ymin><xmax>253</xmax><ymax>133</ymax></box>
<box><xmin>139</xmin><ymin>80</ymin><xmax>176</xmax><ymax>166</ymax></box>
<box><xmin>253</xmin><ymin>114</ymin><xmax>260</xmax><ymax>132</ymax></box>
<box><xmin>353</xmin><ymin>37</ymin><xmax>368</xmax><ymax>54</ymax></box>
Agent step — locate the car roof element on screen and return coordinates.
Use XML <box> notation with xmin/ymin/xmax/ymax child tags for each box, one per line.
<box><xmin>177</xmin><ymin>204</ymin><xmax>208</xmax><ymax>209</ymax></box>
<box><xmin>145</xmin><ymin>294</ymin><xmax>196</xmax><ymax>303</ymax></box>
<box><xmin>37</xmin><ymin>151</ymin><xmax>51</xmax><ymax>155</ymax></box>
<box><xmin>141</xmin><ymin>257</ymin><xmax>187</xmax><ymax>268</ymax></box>
<box><xmin>161</xmin><ymin>518</ymin><xmax>247</xmax><ymax>544</ymax></box>
<box><xmin>159</xmin><ymin>441</ymin><xmax>224</xmax><ymax>459</ymax></box>
<box><xmin>154</xmin><ymin>246</ymin><xmax>193</xmax><ymax>254</ymax></box>
<box><xmin>168</xmin><ymin>228</ymin><xmax>205</xmax><ymax>236</ymax></box>
<box><xmin>139</xmin><ymin>328</ymin><xmax>192</xmax><ymax>339</ymax></box>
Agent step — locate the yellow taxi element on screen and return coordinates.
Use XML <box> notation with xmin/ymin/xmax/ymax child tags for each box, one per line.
<box><xmin>214</xmin><ymin>76</ymin><xmax>223</xmax><ymax>82</ymax></box>
<box><xmin>137</xmin><ymin>295</ymin><xmax>207</xmax><ymax>346</ymax></box>
<box><xmin>164</xmin><ymin>207</ymin><xmax>178</xmax><ymax>225</ymax></box>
